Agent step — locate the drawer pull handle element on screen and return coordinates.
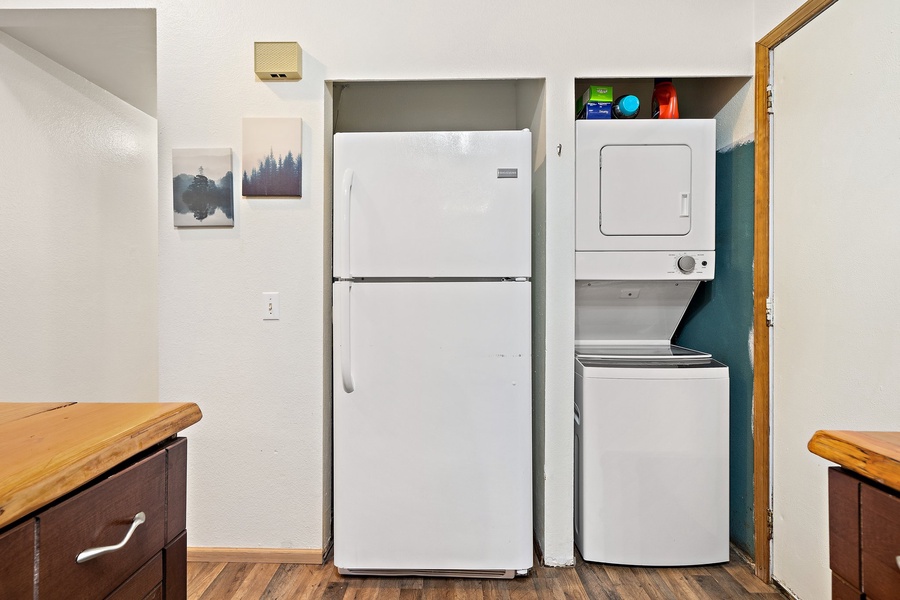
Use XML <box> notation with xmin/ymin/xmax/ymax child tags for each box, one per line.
<box><xmin>75</xmin><ymin>512</ymin><xmax>146</xmax><ymax>563</ymax></box>
<box><xmin>896</xmin><ymin>556</ymin><xmax>900</xmax><ymax>570</ymax></box>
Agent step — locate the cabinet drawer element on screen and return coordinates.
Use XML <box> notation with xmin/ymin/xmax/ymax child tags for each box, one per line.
<box><xmin>832</xmin><ymin>572</ymin><xmax>862</xmax><ymax>600</ymax></box>
<box><xmin>861</xmin><ymin>482</ymin><xmax>900</xmax><ymax>600</ymax></box>
<box><xmin>165</xmin><ymin>531</ymin><xmax>188</xmax><ymax>600</ymax></box>
<box><xmin>107</xmin><ymin>552</ymin><xmax>163</xmax><ymax>600</ymax></box>
<box><xmin>0</xmin><ymin>519</ymin><xmax>35</xmax><ymax>598</ymax></box>
<box><xmin>39</xmin><ymin>449</ymin><xmax>166</xmax><ymax>599</ymax></box>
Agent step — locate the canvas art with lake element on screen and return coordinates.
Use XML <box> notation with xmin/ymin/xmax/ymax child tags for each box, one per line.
<box><xmin>172</xmin><ymin>148</ymin><xmax>234</xmax><ymax>227</ymax></box>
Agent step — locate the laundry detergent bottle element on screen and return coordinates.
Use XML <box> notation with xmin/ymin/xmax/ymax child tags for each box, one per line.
<box><xmin>651</xmin><ymin>78</ymin><xmax>679</xmax><ymax>119</ymax></box>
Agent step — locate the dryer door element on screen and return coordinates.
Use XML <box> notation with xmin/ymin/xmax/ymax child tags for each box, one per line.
<box><xmin>600</xmin><ymin>144</ymin><xmax>692</xmax><ymax>236</ymax></box>
<box><xmin>575</xmin><ymin>119</ymin><xmax>715</xmax><ymax>253</ymax></box>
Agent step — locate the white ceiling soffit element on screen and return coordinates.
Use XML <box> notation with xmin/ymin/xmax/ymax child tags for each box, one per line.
<box><xmin>0</xmin><ymin>8</ymin><xmax>156</xmax><ymax>117</ymax></box>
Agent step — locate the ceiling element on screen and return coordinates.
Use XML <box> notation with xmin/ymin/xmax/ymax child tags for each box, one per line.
<box><xmin>0</xmin><ymin>8</ymin><xmax>156</xmax><ymax>117</ymax></box>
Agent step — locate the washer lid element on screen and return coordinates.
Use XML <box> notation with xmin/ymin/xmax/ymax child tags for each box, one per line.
<box><xmin>574</xmin><ymin>280</ymin><xmax>699</xmax><ymax>345</ymax></box>
<box><xmin>576</xmin><ymin>344</ymin><xmax>711</xmax><ymax>361</ymax></box>
<box><xmin>576</xmin><ymin>355</ymin><xmax>727</xmax><ymax>377</ymax></box>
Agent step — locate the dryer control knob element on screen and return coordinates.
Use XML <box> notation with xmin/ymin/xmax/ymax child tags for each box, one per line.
<box><xmin>677</xmin><ymin>255</ymin><xmax>696</xmax><ymax>274</ymax></box>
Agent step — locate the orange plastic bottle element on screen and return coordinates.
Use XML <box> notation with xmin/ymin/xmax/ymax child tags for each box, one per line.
<box><xmin>651</xmin><ymin>79</ymin><xmax>679</xmax><ymax>119</ymax></box>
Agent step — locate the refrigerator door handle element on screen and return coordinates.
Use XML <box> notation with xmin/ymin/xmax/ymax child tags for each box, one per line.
<box><xmin>339</xmin><ymin>282</ymin><xmax>355</xmax><ymax>393</ymax></box>
<box><xmin>340</xmin><ymin>169</ymin><xmax>354</xmax><ymax>278</ymax></box>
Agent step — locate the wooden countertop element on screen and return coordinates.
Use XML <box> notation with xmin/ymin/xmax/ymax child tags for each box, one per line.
<box><xmin>808</xmin><ymin>430</ymin><xmax>900</xmax><ymax>492</ymax></box>
<box><xmin>0</xmin><ymin>402</ymin><xmax>202</xmax><ymax>530</ymax></box>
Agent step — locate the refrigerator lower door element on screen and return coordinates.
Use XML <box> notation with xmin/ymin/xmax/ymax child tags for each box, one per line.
<box><xmin>333</xmin><ymin>281</ymin><xmax>532</xmax><ymax>576</ymax></box>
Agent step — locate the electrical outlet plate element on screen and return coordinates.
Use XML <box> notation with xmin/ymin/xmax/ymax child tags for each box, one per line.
<box><xmin>263</xmin><ymin>292</ymin><xmax>280</xmax><ymax>320</ymax></box>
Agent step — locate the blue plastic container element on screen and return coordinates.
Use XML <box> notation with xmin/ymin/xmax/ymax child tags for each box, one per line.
<box><xmin>612</xmin><ymin>95</ymin><xmax>640</xmax><ymax>119</ymax></box>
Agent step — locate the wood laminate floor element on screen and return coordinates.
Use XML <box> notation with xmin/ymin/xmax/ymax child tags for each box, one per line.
<box><xmin>187</xmin><ymin>549</ymin><xmax>787</xmax><ymax>599</ymax></box>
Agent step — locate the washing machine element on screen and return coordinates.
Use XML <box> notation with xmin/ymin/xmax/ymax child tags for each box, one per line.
<box><xmin>573</xmin><ymin>119</ymin><xmax>730</xmax><ymax>566</ymax></box>
<box><xmin>573</xmin><ymin>281</ymin><xmax>730</xmax><ymax>566</ymax></box>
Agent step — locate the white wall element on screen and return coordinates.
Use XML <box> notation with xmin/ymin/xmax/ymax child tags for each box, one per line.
<box><xmin>771</xmin><ymin>1</ymin><xmax>900</xmax><ymax>598</ymax></box>
<box><xmin>0</xmin><ymin>30</ymin><xmax>158</xmax><ymax>404</ymax></box>
<box><xmin>709</xmin><ymin>0</ymin><xmax>811</xmax><ymax>150</ymax></box>
<box><xmin>710</xmin><ymin>0</ymin><xmax>814</xmax><ymax>152</ymax></box>
<box><xmin>755</xmin><ymin>0</ymin><xmax>809</xmax><ymax>40</ymax></box>
<box><xmin>0</xmin><ymin>0</ymin><xmax>756</xmax><ymax>562</ymax></box>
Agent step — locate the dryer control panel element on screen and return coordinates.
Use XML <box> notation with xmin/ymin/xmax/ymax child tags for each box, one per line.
<box><xmin>671</xmin><ymin>252</ymin><xmax>712</xmax><ymax>276</ymax></box>
<box><xmin>576</xmin><ymin>251</ymin><xmax>715</xmax><ymax>281</ymax></box>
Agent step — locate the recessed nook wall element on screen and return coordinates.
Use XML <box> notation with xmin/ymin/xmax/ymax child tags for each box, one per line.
<box><xmin>573</xmin><ymin>75</ymin><xmax>756</xmax><ymax>557</ymax></box>
<box><xmin>575</xmin><ymin>77</ymin><xmax>750</xmax><ymax>121</ymax></box>
<box><xmin>327</xmin><ymin>77</ymin><xmax>549</xmax><ymax>555</ymax></box>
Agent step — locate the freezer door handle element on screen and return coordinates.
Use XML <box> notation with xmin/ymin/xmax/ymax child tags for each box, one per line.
<box><xmin>339</xmin><ymin>282</ymin><xmax>355</xmax><ymax>393</ymax></box>
<box><xmin>340</xmin><ymin>169</ymin><xmax>354</xmax><ymax>278</ymax></box>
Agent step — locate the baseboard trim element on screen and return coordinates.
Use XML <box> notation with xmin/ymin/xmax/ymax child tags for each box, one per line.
<box><xmin>187</xmin><ymin>547</ymin><xmax>325</xmax><ymax>564</ymax></box>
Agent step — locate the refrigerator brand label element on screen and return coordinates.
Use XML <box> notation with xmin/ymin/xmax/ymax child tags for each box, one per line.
<box><xmin>497</xmin><ymin>168</ymin><xmax>518</xmax><ymax>179</ymax></box>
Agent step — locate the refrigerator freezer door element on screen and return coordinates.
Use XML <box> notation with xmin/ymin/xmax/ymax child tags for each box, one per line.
<box><xmin>333</xmin><ymin>131</ymin><xmax>532</xmax><ymax>279</ymax></box>
<box><xmin>333</xmin><ymin>281</ymin><xmax>532</xmax><ymax>572</ymax></box>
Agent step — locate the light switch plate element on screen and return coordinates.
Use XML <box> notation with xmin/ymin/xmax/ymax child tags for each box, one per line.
<box><xmin>263</xmin><ymin>292</ymin><xmax>280</xmax><ymax>320</ymax></box>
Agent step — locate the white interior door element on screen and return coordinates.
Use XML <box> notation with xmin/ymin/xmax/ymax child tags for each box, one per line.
<box><xmin>333</xmin><ymin>280</ymin><xmax>532</xmax><ymax>571</ymax></box>
<box><xmin>771</xmin><ymin>1</ymin><xmax>900</xmax><ymax>598</ymax></box>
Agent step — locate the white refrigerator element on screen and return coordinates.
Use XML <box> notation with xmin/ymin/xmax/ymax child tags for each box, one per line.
<box><xmin>332</xmin><ymin>130</ymin><xmax>533</xmax><ymax>578</ymax></box>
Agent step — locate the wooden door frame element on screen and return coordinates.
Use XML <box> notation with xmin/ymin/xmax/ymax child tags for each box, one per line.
<box><xmin>752</xmin><ymin>0</ymin><xmax>839</xmax><ymax>583</ymax></box>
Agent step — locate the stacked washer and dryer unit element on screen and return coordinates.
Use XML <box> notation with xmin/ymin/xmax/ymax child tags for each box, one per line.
<box><xmin>573</xmin><ymin>119</ymin><xmax>730</xmax><ymax>566</ymax></box>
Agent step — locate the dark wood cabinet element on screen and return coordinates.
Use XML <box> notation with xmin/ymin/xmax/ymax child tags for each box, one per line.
<box><xmin>0</xmin><ymin>437</ymin><xmax>188</xmax><ymax>600</ymax></box>
<box><xmin>165</xmin><ymin>531</ymin><xmax>188</xmax><ymax>600</ymax></box>
<box><xmin>828</xmin><ymin>467</ymin><xmax>900</xmax><ymax>600</ymax></box>
<box><xmin>0</xmin><ymin>519</ymin><xmax>36</xmax><ymax>598</ymax></box>
<box><xmin>829</xmin><ymin>468</ymin><xmax>861</xmax><ymax>596</ymax></box>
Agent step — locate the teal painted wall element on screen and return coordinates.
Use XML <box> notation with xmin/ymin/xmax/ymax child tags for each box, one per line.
<box><xmin>674</xmin><ymin>141</ymin><xmax>755</xmax><ymax>556</ymax></box>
